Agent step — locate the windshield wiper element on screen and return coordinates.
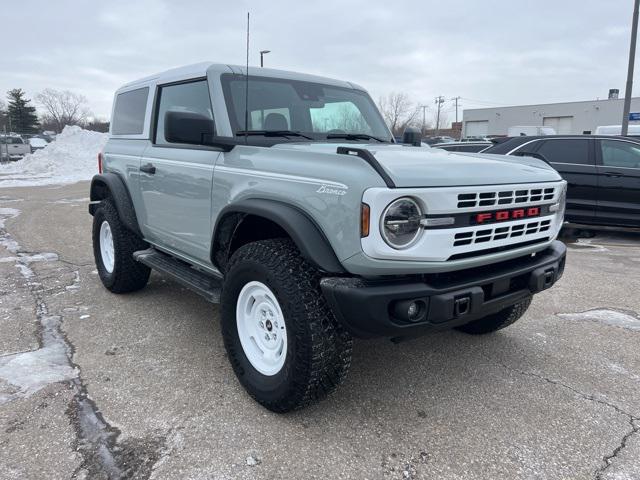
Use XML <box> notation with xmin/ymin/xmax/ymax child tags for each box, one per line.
<box><xmin>236</xmin><ymin>130</ymin><xmax>313</xmax><ymax>140</ymax></box>
<box><xmin>325</xmin><ymin>133</ymin><xmax>388</xmax><ymax>143</ymax></box>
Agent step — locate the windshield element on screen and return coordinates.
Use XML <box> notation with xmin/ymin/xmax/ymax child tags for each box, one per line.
<box><xmin>29</xmin><ymin>138</ymin><xmax>48</xmax><ymax>146</ymax></box>
<box><xmin>0</xmin><ymin>136</ymin><xmax>24</xmax><ymax>144</ymax></box>
<box><xmin>221</xmin><ymin>73</ymin><xmax>393</xmax><ymax>142</ymax></box>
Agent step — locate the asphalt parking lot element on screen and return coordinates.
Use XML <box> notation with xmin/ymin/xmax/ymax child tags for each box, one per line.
<box><xmin>0</xmin><ymin>181</ymin><xmax>639</xmax><ymax>480</ymax></box>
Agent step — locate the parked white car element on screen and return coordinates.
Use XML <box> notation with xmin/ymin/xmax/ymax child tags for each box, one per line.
<box><xmin>28</xmin><ymin>137</ymin><xmax>49</xmax><ymax>153</ymax></box>
<box><xmin>595</xmin><ymin>125</ymin><xmax>640</xmax><ymax>135</ymax></box>
<box><xmin>0</xmin><ymin>135</ymin><xmax>30</xmax><ymax>161</ymax></box>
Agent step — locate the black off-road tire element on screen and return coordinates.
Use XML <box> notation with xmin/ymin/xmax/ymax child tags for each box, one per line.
<box><xmin>92</xmin><ymin>199</ymin><xmax>150</xmax><ymax>293</ymax></box>
<box><xmin>221</xmin><ymin>238</ymin><xmax>353</xmax><ymax>413</ymax></box>
<box><xmin>455</xmin><ymin>296</ymin><xmax>532</xmax><ymax>335</ymax></box>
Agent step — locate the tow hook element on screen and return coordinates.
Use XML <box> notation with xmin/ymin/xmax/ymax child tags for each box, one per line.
<box><xmin>454</xmin><ymin>296</ymin><xmax>471</xmax><ymax>317</ymax></box>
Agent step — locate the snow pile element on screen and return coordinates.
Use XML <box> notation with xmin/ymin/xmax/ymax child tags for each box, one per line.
<box><xmin>0</xmin><ymin>126</ymin><xmax>108</xmax><ymax>187</ymax></box>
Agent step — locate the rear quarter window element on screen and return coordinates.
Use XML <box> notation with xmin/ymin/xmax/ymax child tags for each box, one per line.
<box><xmin>111</xmin><ymin>87</ymin><xmax>149</xmax><ymax>135</ymax></box>
<box><xmin>483</xmin><ymin>139</ymin><xmax>528</xmax><ymax>154</ymax></box>
<box><xmin>535</xmin><ymin>139</ymin><xmax>591</xmax><ymax>165</ymax></box>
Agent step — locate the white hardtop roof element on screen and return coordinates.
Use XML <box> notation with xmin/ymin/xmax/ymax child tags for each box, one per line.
<box><xmin>117</xmin><ymin>62</ymin><xmax>366</xmax><ymax>93</ymax></box>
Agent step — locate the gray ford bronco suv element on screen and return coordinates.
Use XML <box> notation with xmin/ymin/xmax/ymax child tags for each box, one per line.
<box><xmin>89</xmin><ymin>62</ymin><xmax>567</xmax><ymax>412</ymax></box>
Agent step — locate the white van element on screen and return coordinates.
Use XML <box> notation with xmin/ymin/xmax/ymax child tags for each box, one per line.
<box><xmin>507</xmin><ymin>126</ymin><xmax>556</xmax><ymax>137</ymax></box>
<box><xmin>595</xmin><ymin>125</ymin><xmax>640</xmax><ymax>135</ymax></box>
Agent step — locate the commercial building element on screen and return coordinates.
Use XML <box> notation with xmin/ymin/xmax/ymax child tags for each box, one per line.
<box><xmin>462</xmin><ymin>92</ymin><xmax>640</xmax><ymax>137</ymax></box>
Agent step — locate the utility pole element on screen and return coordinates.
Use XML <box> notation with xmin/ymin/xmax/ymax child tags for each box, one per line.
<box><xmin>2</xmin><ymin>126</ymin><xmax>7</xmax><ymax>161</ymax></box>
<box><xmin>622</xmin><ymin>0</ymin><xmax>640</xmax><ymax>135</ymax></box>
<box><xmin>434</xmin><ymin>96</ymin><xmax>445</xmax><ymax>135</ymax></box>
<box><xmin>420</xmin><ymin>105</ymin><xmax>428</xmax><ymax>135</ymax></box>
<box><xmin>451</xmin><ymin>96</ymin><xmax>461</xmax><ymax>123</ymax></box>
<box><xmin>451</xmin><ymin>96</ymin><xmax>462</xmax><ymax>139</ymax></box>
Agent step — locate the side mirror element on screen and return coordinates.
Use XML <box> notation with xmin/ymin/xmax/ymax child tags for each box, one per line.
<box><xmin>402</xmin><ymin>127</ymin><xmax>422</xmax><ymax>147</ymax></box>
<box><xmin>164</xmin><ymin>111</ymin><xmax>214</xmax><ymax>145</ymax></box>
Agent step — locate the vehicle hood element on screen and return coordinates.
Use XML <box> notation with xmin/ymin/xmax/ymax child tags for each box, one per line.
<box><xmin>273</xmin><ymin>142</ymin><xmax>561</xmax><ymax>187</ymax></box>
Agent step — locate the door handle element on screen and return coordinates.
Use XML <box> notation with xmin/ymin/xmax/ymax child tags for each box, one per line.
<box><xmin>140</xmin><ymin>163</ymin><xmax>156</xmax><ymax>175</ymax></box>
<box><xmin>603</xmin><ymin>171</ymin><xmax>622</xmax><ymax>178</ymax></box>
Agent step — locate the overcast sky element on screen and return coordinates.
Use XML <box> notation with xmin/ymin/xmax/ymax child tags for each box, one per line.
<box><xmin>2</xmin><ymin>0</ymin><xmax>636</xmax><ymax>122</ymax></box>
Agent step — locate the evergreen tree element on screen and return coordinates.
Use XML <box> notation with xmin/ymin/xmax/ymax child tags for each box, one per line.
<box><xmin>0</xmin><ymin>100</ymin><xmax>7</xmax><ymax>132</ymax></box>
<box><xmin>7</xmin><ymin>89</ymin><xmax>39</xmax><ymax>133</ymax></box>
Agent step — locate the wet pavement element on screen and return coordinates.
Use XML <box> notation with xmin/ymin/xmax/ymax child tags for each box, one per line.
<box><xmin>0</xmin><ymin>182</ymin><xmax>639</xmax><ymax>479</ymax></box>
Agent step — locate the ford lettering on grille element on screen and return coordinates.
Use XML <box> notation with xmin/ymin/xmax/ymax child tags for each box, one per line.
<box><xmin>473</xmin><ymin>207</ymin><xmax>541</xmax><ymax>225</ymax></box>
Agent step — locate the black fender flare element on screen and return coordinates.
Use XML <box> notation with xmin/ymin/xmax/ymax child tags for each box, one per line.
<box><xmin>213</xmin><ymin>198</ymin><xmax>345</xmax><ymax>274</ymax></box>
<box><xmin>88</xmin><ymin>173</ymin><xmax>142</xmax><ymax>237</ymax></box>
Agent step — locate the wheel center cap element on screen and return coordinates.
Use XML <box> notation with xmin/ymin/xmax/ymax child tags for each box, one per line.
<box><xmin>265</xmin><ymin>319</ymin><xmax>273</xmax><ymax>331</ymax></box>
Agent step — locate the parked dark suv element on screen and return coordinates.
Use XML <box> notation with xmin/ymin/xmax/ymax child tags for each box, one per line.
<box><xmin>483</xmin><ymin>136</ymin><xmax>640</xmax><ymax>228</ymax></box>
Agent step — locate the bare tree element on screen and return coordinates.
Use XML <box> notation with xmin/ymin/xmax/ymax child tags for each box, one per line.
<box><xmin>86</xmin><ymin>118</ymin><xmax>110</xmax><ymax>133</ymax></box>
<box><xmin>36</xmin><ymin>89</ymin><xmax>91</xmax><ymax>133</ymax></box>
<box><xmin>377</xmin><ymin>92</ymin><xmax>420</xmax><ymax>136</ymax></box>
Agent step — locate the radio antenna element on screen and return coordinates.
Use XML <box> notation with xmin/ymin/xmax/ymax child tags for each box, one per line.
<box><xmin>244</xmin><ymin>12</ymin><xmax>250</xmax><ymax>144</ymax></box>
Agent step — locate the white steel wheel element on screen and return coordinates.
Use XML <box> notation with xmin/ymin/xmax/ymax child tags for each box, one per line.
<box><xmin>236</xmin><ymin>281</ymin><xmax>288</xmax><ymax>376</ymax></box>
<box><xmin>99</xmin><ymin>220</ymin><xmax>115</xmax><ymax>274</ymax></box>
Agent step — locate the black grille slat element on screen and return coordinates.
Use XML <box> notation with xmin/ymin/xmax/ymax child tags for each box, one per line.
<box><xmin>452</xmin><ymin>217</ymin><xmax>553</xmax><ymax>248</ymax></box>
<box><xmin>459</xmin><ymin>193</ymin><xmax>476</xmax><ymax>200</ymax></box>
<box><xmin>457</xmin><ymin>186</ymin><xmax>557</xmax><ymax>208</ymax></box>
<box><xmin>453</xmin><ymin>239</ymin><xmax>472</xmax><ymax>246</ymax></box>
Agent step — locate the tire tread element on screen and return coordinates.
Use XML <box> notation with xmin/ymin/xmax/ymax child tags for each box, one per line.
<box><xmin>455</xmin><ymin>296</ymin><xmax>532</xmax><ymax>335</ymax></box>
<box><xmin>222</xmin><ymin>238</ymin><xmax>352</xmax><ymax>412</ymax></box>
<box><xmin>92</xmin><ymin>199</ymin><xmax>150</xmax><ymax>293</ymax></box>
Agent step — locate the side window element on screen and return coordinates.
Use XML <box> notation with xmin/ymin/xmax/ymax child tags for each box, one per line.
<box><xmin>600</xmin><ymin>140</ymin><xmax>640</xmax><ymax>169</ymax></box>
<box><xmin>155</xmin><ymin>80</ymin><xmax>213</xmax><ymax>145</ymax></box>
<box><xmin>459</xmin><ymin>145</ymin><xmax>481</xmax><ymax>152</ymax></box>
<box><xmin>535</xmin><ymin>139</ymin><xmax>591</xmax><ymax>165</ymax></box>
<box><xmin>112</xmin><ymin>87</ymin><xmax>149</xmax><ymax>135</ymax></box>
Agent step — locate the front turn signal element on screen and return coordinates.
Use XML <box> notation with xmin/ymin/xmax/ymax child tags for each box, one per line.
<box><xmin>361</xmin><ymin>203</ymin><xmax>370</xmax><ymax>237</ymax></box>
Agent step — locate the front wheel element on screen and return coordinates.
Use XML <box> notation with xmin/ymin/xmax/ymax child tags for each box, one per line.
<box><xmin>455</xmin><ymin>296</ymin><xmax>532</xmax><ymax>334</ymax></box>
<box><xmin>221</xmin><ymin>239</ymin><xmax>353</xmax><ymax>413</ymax></box>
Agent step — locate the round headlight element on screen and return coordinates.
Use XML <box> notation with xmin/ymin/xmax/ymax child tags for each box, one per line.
<box><xmin>381</xmin><ymin>197</ymin><xmax>423</xmax><ymax>249</ymax></box>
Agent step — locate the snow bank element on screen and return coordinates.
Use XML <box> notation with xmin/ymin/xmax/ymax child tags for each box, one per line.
<box><xmin>0</xmin><ymin>126</ymin><xmax>107</xmax><ymax>187</ymax></box>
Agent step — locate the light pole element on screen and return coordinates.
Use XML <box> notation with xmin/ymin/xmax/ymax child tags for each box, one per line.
<box><xmin>622</xmin><ymin>0</ymin><xmax>640</xmax><ymax>135</ymax></box>
<box><xmin>260</xmin><ymin>50</ymin><xmax>270</xmax><ymax>68</ymax></box>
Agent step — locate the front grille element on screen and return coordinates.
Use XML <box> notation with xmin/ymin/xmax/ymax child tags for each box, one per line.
<box><xmin>447</xmin><ymin>238</ymin><xmax>550</xmax><ymax>261</ymax></box>
<box><xmin>457</xmin><ymin>187</ymin><xmax>555</xmax><ymax>208</ymax></box>
<box><xmin>453</xmin><ymin>219</ymin><xmax>552</xmax><ymax>246</ymax></box>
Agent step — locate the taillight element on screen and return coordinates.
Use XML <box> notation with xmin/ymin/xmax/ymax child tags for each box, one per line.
<box><xmin>98</xmin><ymin>152</ymin><xmax>103</xmax><ymax>173</ymax></box>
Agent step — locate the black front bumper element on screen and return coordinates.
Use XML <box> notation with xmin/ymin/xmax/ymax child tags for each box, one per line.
<box><xmin>321</xmin><ymin>241</ymin><xmax>566</xmax><ymax>338</ymax></box>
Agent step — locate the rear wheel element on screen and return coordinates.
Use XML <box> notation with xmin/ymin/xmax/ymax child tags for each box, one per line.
<box><xmin>455</xmin><ymin>296</ymin><xmax>532</xmax><ymax>334</ymax></box>
<box><xmin>221</xmin><ymin>238</ymin><xmax>353</xmax><ymax>412</ymax></box>
<box><xmin>92</xmin><ymin>199</ymin><xmax>150</xmax><ymax>293</ymax></box>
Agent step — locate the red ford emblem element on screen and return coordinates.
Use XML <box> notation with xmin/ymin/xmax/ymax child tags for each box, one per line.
<box><xmin>475</xmin><ymin>207</ymin><xmax>540</xmax><ymax>224</ymax></box>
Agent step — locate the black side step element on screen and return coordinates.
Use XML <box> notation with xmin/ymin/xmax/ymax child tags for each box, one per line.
<box><xmin>133</xmin><ymin>249</ymin><xmax>222</xmax><ymax>303</ymax></box>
